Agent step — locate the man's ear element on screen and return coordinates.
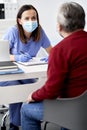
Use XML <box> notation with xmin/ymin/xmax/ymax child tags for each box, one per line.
<box><xmin>57</xmin><ymin>23</ymin><xmax>62</xmax><ymax>32</ymax></box>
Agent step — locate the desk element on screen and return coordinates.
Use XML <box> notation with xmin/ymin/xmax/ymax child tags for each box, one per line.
<box><xmin>0</xmin><ymin>63</ymin><xmax>47</xmax><ymax>104</ymax></box>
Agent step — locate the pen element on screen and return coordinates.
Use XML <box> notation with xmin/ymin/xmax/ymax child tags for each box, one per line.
<box><xmin>20</xmin><ymin>51</ymin><xmax>25</xmax><ymax>54</ymax></box>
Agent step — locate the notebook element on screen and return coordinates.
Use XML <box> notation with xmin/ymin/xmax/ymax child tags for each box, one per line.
<box><xmin>0</xmin><ymin>40</ymin><xmax>18</xmax><ymax>72</ymax></box>
<box><xmin>0</xmin><ymin>61</ymin><xmax>18</xmax><ymax>70</ymax></box>
<box><xmin>0</xmin><ymin>68</ymin><xmax>24</xmax><ymax>75</ymax></box>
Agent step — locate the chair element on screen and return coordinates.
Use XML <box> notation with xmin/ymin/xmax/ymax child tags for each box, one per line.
<box><xmin>43</xmin><ymin>90</ymin><xmax>87</xmax><ymax>130</ymax></box>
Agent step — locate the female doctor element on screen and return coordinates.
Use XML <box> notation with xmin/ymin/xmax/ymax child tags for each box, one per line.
<box><xmin>1</xmin><ymin>4</ymin><xmax>52</xmax><ymax>130</ymax></box>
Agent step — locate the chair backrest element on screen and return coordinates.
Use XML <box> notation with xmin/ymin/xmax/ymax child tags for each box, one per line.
<box><xmin>43</xmin><ymin>90</ymin><xmax>87</xmax><ymax>130</ymax></box>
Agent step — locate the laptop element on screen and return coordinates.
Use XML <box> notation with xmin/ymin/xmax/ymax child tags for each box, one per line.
<box><xmin>0</xmin><ymin>39</ymin><xmax>10</xmax><ymax>61</ymax></box>
<box><xmin>0</xmin><ymin>39</ymin><xmax>18</xmax><ymax>71</ymax></box>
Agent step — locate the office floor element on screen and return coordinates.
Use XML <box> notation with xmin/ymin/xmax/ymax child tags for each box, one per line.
<box><xmin>0</xmin><ymin>109</ymin><xmax>61</xmax><ymax>130</ymax></box>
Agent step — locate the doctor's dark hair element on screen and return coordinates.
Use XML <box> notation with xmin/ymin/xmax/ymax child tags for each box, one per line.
<box><xmin>57</xmin><ymin>2</ymin><xmax>85</xmax><ymax>32</ymax></box>
<box><xmin>16</xmin><ymin>4</ymin><xmax>41</xmax><ymax>43</ymax></box>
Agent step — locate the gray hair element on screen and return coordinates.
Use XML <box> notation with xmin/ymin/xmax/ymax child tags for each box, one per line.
<box><xmin>57</xmin><ymin>2</ymin><xmax>85</xmax><ymax>32</ymax></box>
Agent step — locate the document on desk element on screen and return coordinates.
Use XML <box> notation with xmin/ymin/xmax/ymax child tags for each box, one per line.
<box><xmin>0</xmin><ymin>68</ymin><xmax>24</xmax><ymax>75</ymax></box>
<box><xmin>18</xmin><ymin>57</ymin><xmax>48</xmax><ymax>66</ymax></box>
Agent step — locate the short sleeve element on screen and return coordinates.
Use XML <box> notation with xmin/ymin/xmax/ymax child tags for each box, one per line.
<box><xmin>2</xmin><ymin>26</ymin><xmax>18</xmax><ymax>49</ymax></box>
<box><xmin>40</xmin><ymin>28</ymin><xmax>51</xmax><ymax>48</ymax></box>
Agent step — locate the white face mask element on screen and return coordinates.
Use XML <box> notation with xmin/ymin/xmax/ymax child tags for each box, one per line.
<box><xmin>22</xmin><ymin>20</ymin><xmax>38</xmax><ymax>33</ymax></box>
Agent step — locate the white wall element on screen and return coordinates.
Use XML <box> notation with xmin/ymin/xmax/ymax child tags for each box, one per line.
<box><xmin>17</xmin><ymin>0</ymin><xmax>87</xmax><ymax>46</ymax></box>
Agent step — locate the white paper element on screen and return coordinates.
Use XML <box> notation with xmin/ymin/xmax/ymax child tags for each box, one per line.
<box><xmin>18</xmin><ymin>57</ymin><xmax>48</xmax><ymax>66</ymax></box>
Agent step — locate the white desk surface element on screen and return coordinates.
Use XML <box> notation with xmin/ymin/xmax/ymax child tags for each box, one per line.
<box><xmin>0</xmin><ymin>63</ymin><xmax>47</xmax><ymax>104</ymax></box>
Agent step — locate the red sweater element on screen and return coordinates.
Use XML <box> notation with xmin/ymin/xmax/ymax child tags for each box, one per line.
<box><xmin>32</xmin><ymin>30</ymin><xmax>87</xmax><ymax>101</ymax></box>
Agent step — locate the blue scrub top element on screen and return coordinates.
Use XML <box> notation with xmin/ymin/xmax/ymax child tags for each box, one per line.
<box><xmin>3</xmin><ymin>26</ymin><xmax>51</xmax><ymax>61</ymax></box>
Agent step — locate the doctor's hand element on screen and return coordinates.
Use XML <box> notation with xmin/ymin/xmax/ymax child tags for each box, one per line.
<box><xmin>20</xmin><ymin>52</ymin><xmax>32</xmax><ymax>62</ymax></box>
<box><xmin>40</xmin><ymin>57</ymin><xmax>48</xmax><ymax>62</ymax></box>
<box><xmin>14</xmin><ymin>52</ymin><xmax>32</xmax><ymax>62</ymax></box>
